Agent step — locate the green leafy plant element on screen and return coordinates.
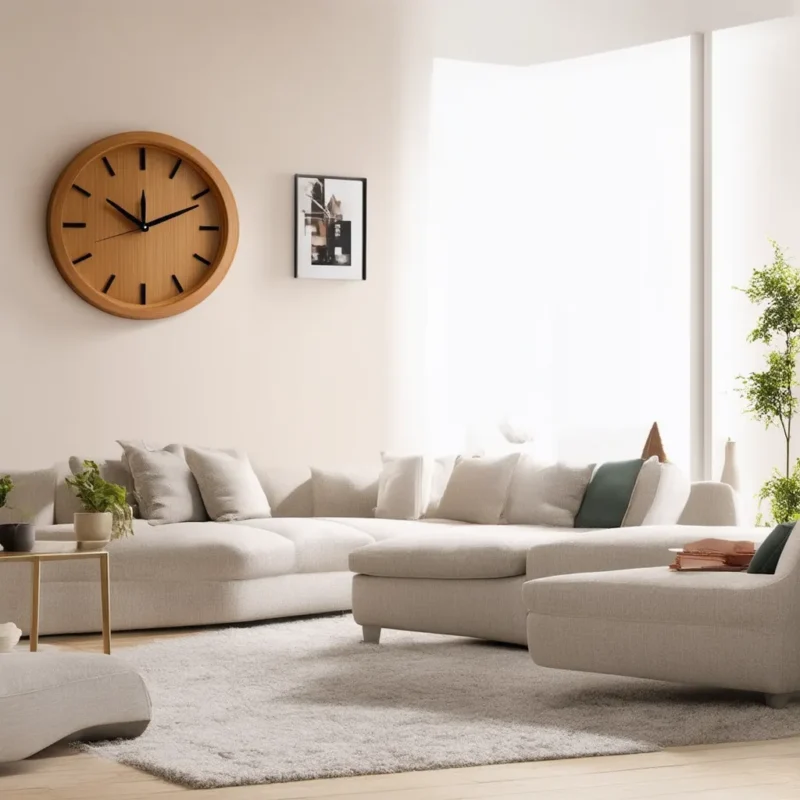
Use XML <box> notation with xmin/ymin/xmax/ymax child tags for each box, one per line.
<box><xmin>737</xmin><ymin>240</ymin><xmax>800</xmax><ymax>525</ymax></box>
<box><xmin>0</xmin><ymin>476</ymin><xmax>13</xmax><ymax>510</ymax></box>
<box><xmin>65</xmin><ymin>460</ymin><xmax>133</xmax><ymax>539</ymax></box>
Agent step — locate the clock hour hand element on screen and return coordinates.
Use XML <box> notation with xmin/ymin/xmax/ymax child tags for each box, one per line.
<box><xmin>105</xmin><ymin>198</ymin><xmax>144</xmax><ymax>230</ymax></box>
<box><xmin>145</xmin><ymin>204</ymin><xmax>199</xmax><ymax>229</ymax></box>
<box><xmin>140</xmin><ymin>190</ymin><xmax>147</xmax><ymax>228</ymax></box>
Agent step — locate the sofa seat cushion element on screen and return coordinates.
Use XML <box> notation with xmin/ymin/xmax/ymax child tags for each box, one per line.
<box><xmin>33</xmin><ymin>521</ymin><xmax>296</xmax><ymax>582</ymax></box>
<box><xmin>233</xmin><ymin>518</ymin><xmax>376</xmax><ymax>573</ymax></box>
<box><xmin>350</xmin><ymin>526</ymin><xmax>580</xmax><ymax>580</ymax></box>
<box><xmin>523</xmin><ymin>565</ymin><xmax>779</xmax><ymax>631</ymax></box>
<box><xmin>323</xmin><ymin>517</ymin><xmax>467</xmax><ymax>542</ymax></box>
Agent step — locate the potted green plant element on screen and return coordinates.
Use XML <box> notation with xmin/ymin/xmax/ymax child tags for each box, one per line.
<box><xmin>65</xmin><ymin>460</ymin><xmax>133</xmax><ymax>545</ymax></box>
<box><xmin>737</xmin><ymin>240</ymin><xmax>800</xmax><ymax>525</ymax></box>
<box><xmin>0</xmin><ymin>475</ymin><xmax>35</xmax><ymax>552</ymax></box>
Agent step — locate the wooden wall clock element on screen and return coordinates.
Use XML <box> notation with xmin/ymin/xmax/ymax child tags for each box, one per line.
<box><xmin>47</xmin><ymin>131</ymin><xmax>239</xmax><ymax>320</ymax></box>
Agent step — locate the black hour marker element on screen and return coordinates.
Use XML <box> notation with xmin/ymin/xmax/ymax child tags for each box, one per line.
<box><xmin>102</xmin><ymin>274</ymin><xmax>116</xmax><ymax>294</ymax></box>
<box><xmin>62</xmin><ymin>222</ymin><xmax>86</xmax><ymax>228</ymax></box>
<box><xmin>199</xmin><ymin>225</ymin><xmax>219</xmax><ymax>231</ymax></box>
<box><xmin>191</xmin><ymin>188</ymin><xmax>210</xmax><ymax>201</ymax></box>
<box><xmin>169</xmin><ymin>158</ymin><xmax>182</xmax><ymax>179</ymax></box>
<box><xmin>72</xmin><ymin>184</ymin><xmax>91</xmax><ymax>198</ymax></box>
<box><xmin>102</xmin><ymin>157</ymin><xmax>115</xmax><ymax>177</ymax></box>
<box><xmin>140</xmin><ymin>283</ymin><xmax>147</xmax><ymax>305</ymax></box>
<box><xmin>193</xmin><ymin>253</ymin><xmax>211</xmax><ymax>266</ymax></box>
<box><xmin>171</xmin><ymin>275</ymin><xmax>184</xmax><ymax>293</ymax></box>
<box><xmin>139</xmin><ymin>147</ymin><xmax>146</xmax><ymax>171</ymax></box>
<box><xmin>72</xmin><ymin>252</ymin><xmax>92</xmax><ymax>265</ymax></box>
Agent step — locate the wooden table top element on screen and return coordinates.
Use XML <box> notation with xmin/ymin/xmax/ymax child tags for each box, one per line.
<box><xmin>0</xmin><ymin>543</ymin><xmax>109</xmax><ymax>561</ymax></box>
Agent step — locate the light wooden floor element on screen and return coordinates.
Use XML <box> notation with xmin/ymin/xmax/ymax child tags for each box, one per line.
<box><xmin>2</xmin><ymin>630</ymin><xmax>800</xmax><ymax>800</ymax></box>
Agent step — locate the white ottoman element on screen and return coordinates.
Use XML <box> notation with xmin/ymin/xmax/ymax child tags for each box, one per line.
<box><xmin>0</xmin><ymin>652</ymin><xmax>151</xmax><ymax>761</ymax></box>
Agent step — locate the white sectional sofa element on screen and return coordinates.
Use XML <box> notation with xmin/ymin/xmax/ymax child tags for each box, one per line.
<box><xmin>0</xmin><ymin>456</ymin><xmax>748</xmax><ymax>640</ymax></box>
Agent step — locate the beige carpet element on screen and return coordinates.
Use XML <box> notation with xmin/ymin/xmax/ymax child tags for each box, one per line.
<box><xmin>80</xmin><ymin>614</ymin><xmax>800</xmax><ymax>789</ymax></box>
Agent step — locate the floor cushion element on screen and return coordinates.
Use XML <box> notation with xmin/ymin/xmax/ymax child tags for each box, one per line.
<box><xmin>0</xmin><ymin>652</ymin><xmax>150</xmax><ymax>762</ymax></box>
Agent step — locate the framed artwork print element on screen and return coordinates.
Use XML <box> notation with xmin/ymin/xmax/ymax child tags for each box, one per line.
<box><xmin>294</xmin><ymin>174</ymin><xmax>367</xmax><ymax>280</ymax></box>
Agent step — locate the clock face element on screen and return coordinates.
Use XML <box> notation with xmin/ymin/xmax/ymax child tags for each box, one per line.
<box><xmin>47</xmin><ymin>132</ymin><xmax>238</xmax><ymax>319</ymax></box>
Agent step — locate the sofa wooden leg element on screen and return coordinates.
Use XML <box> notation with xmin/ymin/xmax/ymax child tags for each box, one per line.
<box><xmin>362</xmin><ymin>625</ymin><xmax>381</xmax><ymax>644</ymax></box>
<box><xmin>765</xmin><ymin>693</ymin><xmax>792</xmax><ymax>709</ymax></box>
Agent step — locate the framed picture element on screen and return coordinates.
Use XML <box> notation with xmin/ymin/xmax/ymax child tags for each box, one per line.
<box><xmin>294</xmin><ymin>174</ymin><xmax>367</xmax><ymax>280</ymax></box>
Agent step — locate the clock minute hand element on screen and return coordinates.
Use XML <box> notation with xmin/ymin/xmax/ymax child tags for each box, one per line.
<box><xmin>106</xmin><ymin>198</ymin><xmax>144</xmax><ymax>229</ymax></box>
<box><xmin>146</xmin><ymin>204</ymin><xmax>199</xmax><ymax>228</ymax></box>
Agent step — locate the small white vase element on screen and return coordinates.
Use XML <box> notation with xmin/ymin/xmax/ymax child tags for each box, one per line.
<box><xmin>720</xmin><ymin>439</ymin><xmax>741</xmax><ymax>493</ymax></box>
<box><xmin>74</xmin><ymin>512</ymin><xmax>112</xmax><ymax>550</ymax></box>
<box><xmin>0</xmin><ymin>622</ymin><xmax>21</xmax><ymax>653</ymax></box>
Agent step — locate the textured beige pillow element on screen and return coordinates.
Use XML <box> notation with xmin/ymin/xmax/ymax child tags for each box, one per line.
<box><xmin>118</xmin><ymin>442</ymin><xmax>207</xmax><ymax>525</ymax></box>
<box><xmin>0</xmin><ymin>468</ymin><xmax>56</xmax><ymax>527</ymax></box>
<box><xmin>504</xmin><ymin>457</ymin><xmax>594</xmax><ymax>527</ymax></box>
<box><xmin>435</xmin><ymin>454</ymin><xmax>520</xmax><ymax>524</ymax></box>
<box><xmin>185</xmin><ymin>447</ymin><xmax>271</xmax><ymax>522</ymax></box>
<box><xmin>375</xmin><ymin>454</ymin><xmax>426</xmax><ymax>520</ymax></box>
<box><xmin>311</xmin><ymin>468</ymin><xmax>379</xmax><ymax>517</ymax></box>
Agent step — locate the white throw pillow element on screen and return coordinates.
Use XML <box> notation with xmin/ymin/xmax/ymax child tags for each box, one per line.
<box><xmin>311</xmin><ymin>468</ymin><xmax>379</xmax><ymax>517</ymax></box>
<box><xmin>504</xmin><ymin>457</ymin><xmax>594</xmax><ymax>527</ymax></box>
<box><xmin>184</xmin><ymin>447</ymin><xmax>271</xmax><ymax>522</ymax></box>
<box><xmin>622</xmin><ymin>457</ymin><xmax>691</xmax><ymax>526</ymax></box>
<box><xmin>435</xmin><ymin>454</ymin><xmax>520</xmax><ymax>524</ymax></box>
<box><xmin>118</xmin><ymin>442</ymin><xmax>207</xmax><ymax>525</ymax></box>
<box><xmin>375</xmin><ymin>454</ymin><xmax>457</xmax><ymax>520</ymax></box>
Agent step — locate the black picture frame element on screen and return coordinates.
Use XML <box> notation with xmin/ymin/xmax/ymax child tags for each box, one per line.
<box><xmin>294</xmin><ymin>174</ymin><xmax>367</xmax><ymax>280</ymax></box>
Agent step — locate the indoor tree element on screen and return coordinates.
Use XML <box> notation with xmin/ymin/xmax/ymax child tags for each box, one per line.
<box><xmin>738</xmin><ymin>240</ymin><xmax>800</xmax><ymax>525</ymax></box>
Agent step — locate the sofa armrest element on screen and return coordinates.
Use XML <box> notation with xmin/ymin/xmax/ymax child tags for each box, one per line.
<box><xmin>525</xmin><ymin>525</ymin><xmax>755</xmax><ymax>580</ymax></box>
<box><xmin>678</xmin><ymin>481</ymin><xmax>741</xmax><ymax>526</ymax></box>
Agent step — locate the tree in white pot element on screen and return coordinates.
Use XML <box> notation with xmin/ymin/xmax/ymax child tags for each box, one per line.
<box><xmin>65</xmin><ymin>460</ymin><xmax>133</xmax><ymax>542</ymax></box>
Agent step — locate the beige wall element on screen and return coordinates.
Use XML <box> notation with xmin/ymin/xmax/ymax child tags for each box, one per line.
<box><xmin>0</xmin><ymin>0</ymin><xmax>792</xmax><ymax>470</ymax></box>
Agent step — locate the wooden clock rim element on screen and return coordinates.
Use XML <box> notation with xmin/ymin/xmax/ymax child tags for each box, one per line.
<box><xmin>46</xmin><ymin>131</ymin><xmax>239</xmax><ymax>320</ymax></box>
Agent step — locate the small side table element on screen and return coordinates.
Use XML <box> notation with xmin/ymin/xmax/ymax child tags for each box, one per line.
<box><xmin>0</xmin><ymin>544</ymin><xmax>111</xmax><ymax>654</ymax></box>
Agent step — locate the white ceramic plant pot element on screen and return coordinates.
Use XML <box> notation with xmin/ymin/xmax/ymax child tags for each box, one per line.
<box><xmin>74</xmin><ymin>512</ymin><xmax>112</xmax><ymax>550</ymax></box>
<box><xmin>0</xmin><ymin>622</ymin><xmax>22</xmax><ymax>653</ymax></box>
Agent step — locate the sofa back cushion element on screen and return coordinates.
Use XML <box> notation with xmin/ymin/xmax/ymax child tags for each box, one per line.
<box><xmin>0</xmin><ymin>468</ymin><xmax>56</xmax><ymax>527</ymax></box>
<box><xmin>435</xmin><ymin>454</ymin><xmax>520</xmax><ymax>524</ymax></box>
<box><xmin>120</xmin><ymin>443</ymin><xmax>208</xmax><ymax>525</ymax></box>
<box><xmin>504</xmin><ymin>457</ymin><xmax>594</xmax><ymax>527</ymax></box>
<box><xmin>310</xmin><ymin>467</ymin><xmax>379</xmax><ymax>518</ymax></box>
<box><xmin>251</xmin><ymin>464</ymin><xmax>313</xmax><ymax>517</ymax></box>
<box><xmin>185</xmin><ymin>447</ymin><xmax>271</xmax><ymax>522</ymax></box>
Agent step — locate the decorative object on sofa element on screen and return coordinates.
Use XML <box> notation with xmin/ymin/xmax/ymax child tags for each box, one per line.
<box><xmin>668</xmin><ymin>538</ymin><xmax>756</xmax><ymax>571</ymax></box>
<box><xmin>574</xmin><ymin>459</ymin><xmax>645</xmax><ymax>529</ymax></box>
<box><xmin>737</xmin><ymin>240</ymin><xmax>800</xmax><ymax>525</ymax></box>
<box><xmin>719</xmin><ymin>438</ymin><xmax>742</xmax><ymax>492</ymax></box>
<box><xmin>66</xmin><ymin>460</ymin><xmax>133</xmax><ymax>543</ymax></box>
<box><xmin>0</xmin><ymin>622</ymin><xmax>21</xmax><ymax>653</ymax></box>
<box><xmin>46</xmin><ymin>131</ymin><xmax>239</xmax><ymax>320</ymax></box>
<box><xmin>0</xmin><ymin>475</ymin><xmax>34</xmax><ymax>553</ymax></box>
<box><xmin>375</xmin><ymin>453</ymin><xmax>456</xmax><ymax>520</ymax></box>
<box><xmin>294</xmin><ymin>174</ymin><xmax>366</xmax><ymax>280</ymax></box>
<box><xmin>641</xmin><ymin>421</ymin><xmax>668</xmax><ymax>461</ymax></box>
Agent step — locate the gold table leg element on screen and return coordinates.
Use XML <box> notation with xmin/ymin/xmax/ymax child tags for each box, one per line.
<box><xmin>30</xmin><ymin>559</ymin><xmax>40</xmax><ymax>652</ymax></box>
<box><xmin>100</xmin><ymin>553</ymin><xmax>111</xmax><ymax>654</ymax></box>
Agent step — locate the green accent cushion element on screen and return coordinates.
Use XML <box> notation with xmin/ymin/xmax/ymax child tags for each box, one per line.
<box><xmin>574</xmin><ymin>459</ymin><xmax>645</xmax><ymax>529</ymax></box>
<box><xmin>747</xmin><ymin>521</ymin><xmax>796</xmax><ymax>574</ymax></box>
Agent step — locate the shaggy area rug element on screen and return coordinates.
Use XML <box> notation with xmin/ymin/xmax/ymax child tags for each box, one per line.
<box><xmin>80</xmin><ymin>614</ymin><xmax>800</xmax><ymax>788</ymax></box>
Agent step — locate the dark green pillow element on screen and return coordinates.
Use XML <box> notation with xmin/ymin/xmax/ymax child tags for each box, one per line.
<box><xmin>748</xmin><ymin>521</ymin><xmax>796</xmax><ymax>574</ymax></box>
<box><xmin>574</xmin><ymin>459</ymin><xmax>644</xmax><ymax>529</ymax></box>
